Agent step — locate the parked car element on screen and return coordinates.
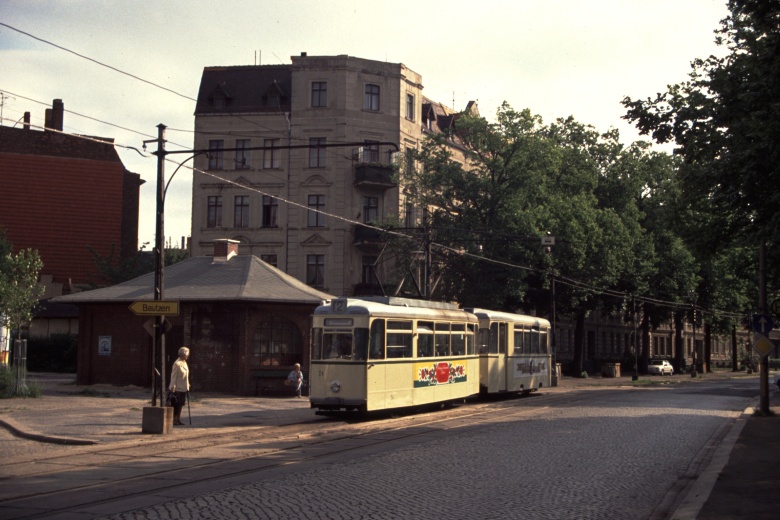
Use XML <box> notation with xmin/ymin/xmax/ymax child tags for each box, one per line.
<box><xmin>774</xmin><ymin>374</ymin><xmax>780</xmax><ymax>390</ymax></box>
<box><xmin>648</xmin><ymin>359</ymin><xmax>674</xmax><ymax>376</ymax></box>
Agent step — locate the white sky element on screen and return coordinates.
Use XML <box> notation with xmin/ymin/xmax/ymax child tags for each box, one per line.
<box><xmin>0</xmin><ymin>0</ymin><xmax>730</xmax><ymax>250</ymax></box>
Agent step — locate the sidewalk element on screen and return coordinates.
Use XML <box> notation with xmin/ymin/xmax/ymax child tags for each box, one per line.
<box><xmin>1</xmin><ymin>371</ymin><xmax>777</xmax><ymax>519</ymax></box>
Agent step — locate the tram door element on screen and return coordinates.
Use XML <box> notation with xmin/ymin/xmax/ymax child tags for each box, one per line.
<box><xmin>483</xmin><ymin>322</ymin><xmax>508</xmax><ymax>392</ymax></box>
<box><xmin>497</xmin><ymin>322</ymin><xmax>508</xmax><ymax>391</ymax></box>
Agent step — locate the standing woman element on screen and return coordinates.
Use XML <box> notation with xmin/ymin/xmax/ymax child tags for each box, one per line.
<box><xmin>169</xmin><ymin>346</ymin><xmax>190</xmax><ymax>425</ymax></box>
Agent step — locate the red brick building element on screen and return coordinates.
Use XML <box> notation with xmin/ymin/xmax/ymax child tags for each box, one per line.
<box><xmin>0</xmin><ymin>99</ymin><xmax>143</xmax><ymax>292</ymax></box>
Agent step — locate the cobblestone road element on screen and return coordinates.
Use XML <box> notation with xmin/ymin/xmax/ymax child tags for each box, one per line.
<box><xmin>96</xmin><ymin>386</ymin><xmax>750</xmax><ymax>520</ymax></box>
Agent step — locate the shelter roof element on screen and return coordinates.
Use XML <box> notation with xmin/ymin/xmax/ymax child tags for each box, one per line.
<box><xmin>53</xmin><ymin>255</ymin><xmax>334</xmax><ymax>305</ymax></box>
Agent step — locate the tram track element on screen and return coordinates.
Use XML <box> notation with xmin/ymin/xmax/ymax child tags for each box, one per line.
<box><xmin>0</xmin><ymin>389</ymin><xmax>592</xmax><ymax>519</ymax></box>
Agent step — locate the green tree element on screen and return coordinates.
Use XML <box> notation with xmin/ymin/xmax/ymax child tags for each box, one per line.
<box><xmin>622</xmin><ymin>0</ymin><xmax>780</xmax><ymax>283</ymax></box>
<box><xmin>0</xmin><ymin>248</ymin><xmax>45</xmax><ymax>338</ymax></box>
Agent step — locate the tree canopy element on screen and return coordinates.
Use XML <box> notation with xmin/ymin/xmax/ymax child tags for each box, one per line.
<box><xmin>622</xmin><ymin>0</ymin><xmax>779</xmax><ymax>288</ymax></box>
<box><xmin>0</xmin><ymin>231</ymin><xmax>45</xmax><ymax>338</ymax></box>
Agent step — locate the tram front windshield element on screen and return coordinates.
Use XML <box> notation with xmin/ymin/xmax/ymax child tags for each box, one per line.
<box><xmin>312</xmin><ymin>328</ymin><xmax>368</xmax><ymax>360</ymax></box>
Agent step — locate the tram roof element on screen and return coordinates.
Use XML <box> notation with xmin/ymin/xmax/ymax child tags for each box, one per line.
<box><xmin>315</xmin><ymin>297</ymin><xmax>478</xmax><ymax>322</ymax></box>
<box><xmin>465</xmin><ymin>308</ymin><xmax>551</xmax><ymax>328</ymax></box>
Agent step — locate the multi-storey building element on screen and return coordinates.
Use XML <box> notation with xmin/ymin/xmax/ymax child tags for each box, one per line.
<box><xmin>192</xmin><ymin>53</ymin><xmax>473</xmax><ymax>297</ymax></box>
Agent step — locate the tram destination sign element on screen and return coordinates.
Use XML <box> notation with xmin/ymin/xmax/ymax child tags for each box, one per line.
<box><xmin>129</xmin><ymin>300</ymin><xmax>180</xmax><ymax>316</ymax></box>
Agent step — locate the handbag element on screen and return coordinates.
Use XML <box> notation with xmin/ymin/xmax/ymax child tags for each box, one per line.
<box><xmin>166</xmin><ymin>390</ymin><xmax>178</xmax><ymax>407</ymax></box>
<box><xmin>284</xmin><ymin>379</ymin><xmax>291</xmax><ymax>386</ymax></box>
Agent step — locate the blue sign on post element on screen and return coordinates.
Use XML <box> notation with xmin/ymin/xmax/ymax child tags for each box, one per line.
<box><xmin>752</xmin><ymin>314</ymin><xmax>774</xmax><ymax>335</ymax></box>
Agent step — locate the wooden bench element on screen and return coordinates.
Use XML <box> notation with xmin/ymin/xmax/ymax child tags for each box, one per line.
<box><xmin>251</xmin><ymin>369</ymin><xmax>308</xmax><ymax>397</ymax></box>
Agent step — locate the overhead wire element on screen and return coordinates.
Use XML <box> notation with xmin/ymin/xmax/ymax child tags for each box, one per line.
<box><xmin>0</xmin><ymin>24</ymin><xmax>750</xmax><ymax>320</ymax></box>
<box><xmin>0</xmin><ymin>22</ymin><xmax>196</xmax><ymax>103</ymax></box>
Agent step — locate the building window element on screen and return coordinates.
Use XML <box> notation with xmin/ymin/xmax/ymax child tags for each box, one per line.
<box><xmin>207</xmin><ymin>196</ymin><xmax>222</xmax><ymax>228</ymax></box>
<box><xmin>309</xmin><ymin>137</ymin><xmax>326</xmax><ymax>168</ymax></box>
<box><xmin>236</xmin><ymin>139</ymin><xmax>250</xmax><ymax>169</ymax></box>
<box><xmin>364</xmin><ymin>140</ymin><xmax>380</xmax><ymax>163</ymax></box>
<box><xmin>364</xmin><ymin>84</ymin><xmax>380</xmax><ymax>111</ymax></box>
<box><xmin>234</xmin><ymin>195</ymin><xmax>250</xmax><ymax>228</ymax></box>
<box><xmin>307</xmin><ymin>194</ymin><xmax>325</xmax><ymax>227</ymax></box>
<box><xmin>306</xmin><ymin>254</ymin><xmax>325</xmax><ymax>288</ymax></box>
<box><xmin>363</xmin><ymin>196</ymin><xmax>378</xmax><ymax>223</ymax></box>
<box><xmin>260</xmin><ymin>254</ymin><xmax>278</xmax><ymax>267</ymax></box>
<box><xmin>362</xmin><ymin>255</ymin><xmax>378</xmax><ymax>284</ymax></box>
<box><xmin>311</xmin><ymin>81</ymin><xmax>327</xmax><ymax>107</ymax></box>
<box><xmin>406</xmin><ymin>93</ymin><xmax>415</xmax><ymax>121</ymax></box>
<box><xmin>208</xmin><ymin>140</ymin><xmax>224</xmax><ymax>169</ymax></box>
<box><xmin>262</xmin><ymin>196</ymin><xmax>278</xmax><ymax>227</ymax></box>
<box><xmin>263</xmin><ymin>138</ymin><xmax>280</xmax><ymax>169</ymax></box>
<box><xmin>251</xmin><ymin>316</ymin><xmax>303</xmax><ymax>368</ymax></box>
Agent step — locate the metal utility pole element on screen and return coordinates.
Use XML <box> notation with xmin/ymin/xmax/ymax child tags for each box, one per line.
<box><xmin>144</xmin><ymin>124</ymin><xmax>167</xmax><ymax>406</ymax></box>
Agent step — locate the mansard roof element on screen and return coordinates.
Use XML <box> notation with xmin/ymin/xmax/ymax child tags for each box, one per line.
<box><xmin>54</xmin><ymin>254</ymin><xmax>334</xmax><ymax>305</ymax></box>
<box><xmin>195</xmin><ymin>65</ymin><xmax>292</xmax><ymax>115</ymax></box>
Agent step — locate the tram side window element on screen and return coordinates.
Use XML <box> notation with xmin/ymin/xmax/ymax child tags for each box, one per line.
<box><xmin>451</xmin><ymin>323</ymin><xmax>465</xmax><ymax>356</ymax></box>
<box><xmin>489</xmin><ymin>323</ymin><xmax>499</xmax><ymax>354</ymax></box>
<box><xmin>369</xmin><ymin>319</ymin><xmax>385</xmax><ymax>359</ymax></box>
<box><xmin>387</xmin><ymin>321</ymin><xmax>413</xmax><ymax>358</ymax></box>
<box><xmin>514</xmin><ymin>328</ymin><xmax>524</xmax><ymax>354</ymax></box>
<box><xmin>417</xmin><ymin>321</ymin><xmax>434</xmax><ymax>357</ymax></box>
<box><xmin>539</xmin><ymin>330</ymin><xmax>549</xmax><ymax>354</ymax></box>
<box><xmin>530</xmin><ymin>329</ymin><xmax>540</xmax><ymax>353</ymax></box>
<box><xmin>435</xmin><ymin>322</ymin><xmax>450</xmax><ymax>356</ymax></box>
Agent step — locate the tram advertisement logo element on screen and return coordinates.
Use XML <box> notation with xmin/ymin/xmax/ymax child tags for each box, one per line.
<box><xmin>414</xmin><ymin>361</ymin><xmax>467</xmax><ymax>387</ymax></box>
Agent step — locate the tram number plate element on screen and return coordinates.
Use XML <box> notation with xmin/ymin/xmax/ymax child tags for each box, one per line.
<box><xmin>332</xmin><ymin>299</ymin><xmax>348</xmax><ymax>312</ymax></box>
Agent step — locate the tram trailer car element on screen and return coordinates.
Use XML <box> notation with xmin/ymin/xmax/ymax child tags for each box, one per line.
<box><xmin>310</xmin><ymin>297</ymin><xmax>480</xmax><ymax>413</ymax></box>
<box><xmin>466</xmin><ymin>309</ymin><xmax>552</xmax><ymax>396</ymax></box>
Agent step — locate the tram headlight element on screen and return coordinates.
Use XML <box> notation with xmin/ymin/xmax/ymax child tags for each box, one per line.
<box><xmin>330</xmin><ymin>380</ymin><xmax>341</xmax><ymax>393</ymax></box>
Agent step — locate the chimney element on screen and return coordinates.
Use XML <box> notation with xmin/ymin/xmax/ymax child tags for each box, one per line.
<box><xmin>23</xmin><ymin>112</ymin><xmax>31</xmax><ymax>130</ymax></box>
<box><xmin>212</xmin><ymin>239</ymin><xmax>239</xmax><ymax>263</ymax></box>
<box><xmin>52</xmin><ymin>99</ymin><xmax>64</xmax><ymax>131</ymax></box>
<box><xmin>301</xmin><ymin>52</ymin><xmax>307</xmax><ymax>56</ymax></box>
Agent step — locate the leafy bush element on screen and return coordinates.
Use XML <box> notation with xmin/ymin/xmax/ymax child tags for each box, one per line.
<box><xmin>0</xmin><ymin>364</ymin><xmax>41</xmax><ymax>398</ymax></box>
<box><xmin>0</xmin><ymin>364</ymin><xmax>13</xmax><ymax>398</ymax></box>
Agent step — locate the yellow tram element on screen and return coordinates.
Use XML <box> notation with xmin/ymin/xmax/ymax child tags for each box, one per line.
<box><xmin>467</xmin><ymin>308</ymin><xmax>552</xmax><ymax>395</ymax></box>
<box><xmin>310</xmin><ymin>297</ymin><xmax>480</xmax><ymax>412</ymax></box>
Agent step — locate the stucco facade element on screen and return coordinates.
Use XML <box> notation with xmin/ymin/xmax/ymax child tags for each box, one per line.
<box><xmin>192</xmin><ymin>54</ymin><xmax>472</xmax><ymax>297</ymax></box>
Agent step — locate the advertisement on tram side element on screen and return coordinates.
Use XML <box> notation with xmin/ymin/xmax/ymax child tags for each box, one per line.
<box><xmin>414</xmin><ymin>360</ymin><xmax>468</xmax><ymax>387</ymax></box>
<box><xmin>513</xmin><ymin>358</ymin><xmax>548</xmax><ymax>378</ymax></box>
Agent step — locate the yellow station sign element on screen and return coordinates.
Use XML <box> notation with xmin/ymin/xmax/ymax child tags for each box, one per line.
<box><xmin>129</xmin><ymin>300</ymin><xmax>180</xmax><ymax>316</ymax></box>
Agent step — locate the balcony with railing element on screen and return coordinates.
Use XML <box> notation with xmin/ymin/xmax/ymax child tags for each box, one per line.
<box><xmin>353</xmin><ymin>147</ymin><xmax>396</xmax><ymax>190</ymax></box>
<box><xmin>353</xmin><ymin>225</ymin><xmax>386</xmax><ymax>249</ymax></box>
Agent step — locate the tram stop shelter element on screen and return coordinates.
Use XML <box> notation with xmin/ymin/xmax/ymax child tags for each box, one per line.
<box><xmin>53</xmin><ymin>239</ymin><xmax>333</xmax><ymax>395</ymax></box>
